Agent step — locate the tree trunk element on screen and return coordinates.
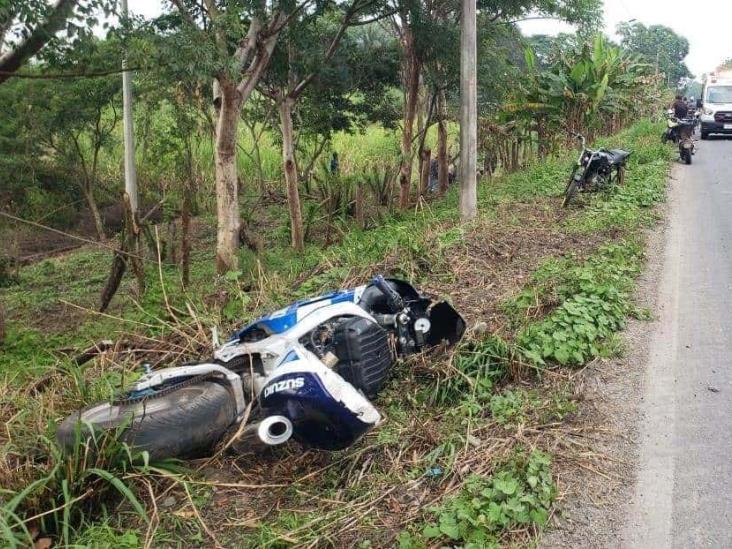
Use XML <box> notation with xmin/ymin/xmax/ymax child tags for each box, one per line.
<box><xmin>166</xmin><ymin>221</ymin><xmax>177</xmax><ymax>264</ymax></box>
<box><xmin>483</xmin><ymin>153</ymin><xmax>493</xmax><ymax>178</ymax></box>
<box><xmin>355</xmin><ymin>184</ymin><xmax>364</xmax><ymax>229</ymax></box>
<box><xmin>398</xmin><ymin>29</ymin><xmax>420</xmax><ymax>209</ymax></box>
<box><xmin>181</xmin><ymin>185</ymin><xmax>191</xmax><ymax>288</ymax></box>
<box><xmin>459</xmin><ymin>0</ymin><xmax>477</xmax><ymax>220</ymax></box>
<box><xmin>81</xmin><ymin>184</ymin><xmax>106</xmax><ymax>242</ymax></box>
<box><xmin>0</xmin><ymin>301</ymin><xmax>5</xmax><ymax>345</ymax></box>
<box><xmin>437</xmin><ymin>89</ymin><xmax>449</xmax><ymax>194</ymax></box>
<box><xmin>214</xmin><ymin>79</ymin><xmax>242</xmax><ymax>274</ymax></box>
<box><xmin>279</xmin><ymin>97</ymin><xmax>304</xmax><ymax>252</ymax></box>
<box><xmin>419</xmin><ymin>148</ymin><xmax>431</xmax><ymax>198</ymax></box>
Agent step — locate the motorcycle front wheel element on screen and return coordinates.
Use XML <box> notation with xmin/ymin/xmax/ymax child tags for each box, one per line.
<box><xmin>562</xmin><ymin>178</ymin><xmax>580</xmax><ymax>207</ymax></box>
<box><xmin>562</xmin><ymin>168</ymin><xmax>580</xmax><ymax>208</ymax></box>
<box><xmin>57</xmin><ymin>381</ymin><xmax>237</xmax><ymax>460</ymax></box>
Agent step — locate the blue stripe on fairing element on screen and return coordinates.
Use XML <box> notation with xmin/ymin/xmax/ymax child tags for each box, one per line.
<box><xmin>279</xmin><ymin>349</ymin><xmax>300</xmax><ymax>365</ymax></box>
<box><xmin>231</xmin><ymin>288</ymin><xmax>358</xmax><ymax>338</ymax></box>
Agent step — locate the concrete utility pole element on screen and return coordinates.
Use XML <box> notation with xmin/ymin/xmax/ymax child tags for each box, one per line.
<box><xmin>459</xmin><ymin>0</ymin><xmax>477</xmax><ymax>220</ymax></box>
<box><xmin>121</xmin><ymin>0</ymin><xmax>138</xmax><ymax>214</ymax></box>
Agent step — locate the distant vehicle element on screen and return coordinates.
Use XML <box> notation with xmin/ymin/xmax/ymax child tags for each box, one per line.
<box><xmin>699</xmin><ymin>71</ymin><xmax>732</xmax><ymax>140</ymax></box>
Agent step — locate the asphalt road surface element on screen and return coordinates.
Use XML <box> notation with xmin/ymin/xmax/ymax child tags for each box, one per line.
<box><xmin>622</xmin><ymin>137</ymin><xmax>732</xmax><ymax>548</ymax></box>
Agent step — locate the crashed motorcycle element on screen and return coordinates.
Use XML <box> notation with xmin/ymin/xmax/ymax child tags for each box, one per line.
<box><xmin>562</xmin><ymin>134</ymin><xmax>631</xmax><ymax>207</ymax></box>
<box><xmin>57</xmin><ymin>276</ymin><xmax>465</xmax><ymax>459</ymax></box>
<box><xmin>663</xmin><ymin>111</ymin><xmax>695</xmax><ymax>165</ymax></box>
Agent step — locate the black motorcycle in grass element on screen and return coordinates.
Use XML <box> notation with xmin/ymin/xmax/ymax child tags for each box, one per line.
<box><xmin>562</xmin><ymin>134</ymin><xmax>632</xmax><ymax>208</ymax></box>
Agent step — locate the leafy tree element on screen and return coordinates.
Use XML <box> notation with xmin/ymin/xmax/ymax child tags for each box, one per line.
<box><xmin>259</xmin><ymin>0</ymin><xmax>386</xmax><ymax>252</ymax></box>
<box><xmin>521</xmin><ymin>34</ymin><xmax>654</xmax><ymax>146</ymax></box>
<box><xmin>22</xmin><ymin>38</ymin><xmax>122</xmax><ymax>240</ymax></box>
<box><xmin>0</xmin><ymin>0</ymin><xmax>114</xmax><ymax>84</ymax></box>
<box><xmin>479</xmin><ymin>0</ymin><xmax>602</xmax><ymax>25</ymax></box>
<box><xmin>525</xmin><ymin>33</ymin><xmax>580</xmax><ymax>69</ymax></box>
<box><xmin>291</xmin><ymin>23</ymin><xmax>400</xmax><ymax>181</ymax></box>
<box><xmin>388</xmin><ymin>0</ymin><xmax>602</xmax><ymax>207</ymax></box>
<box><xmin>617</xmin><ymin>21</ymin><xmax>692</xmax><ymax>87</ymax></box>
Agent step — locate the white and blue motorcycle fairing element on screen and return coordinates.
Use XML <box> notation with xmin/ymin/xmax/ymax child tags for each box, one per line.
<box><xmin>213</xmin><ymin>284</ymin><xmax>375</xmax><ymax>395</ymax></box>
<box><xmin>59</xmin><ymin>276</ymin><xmax>464</xmax><ymax>457</ymax></box>
<box><xmin>258</xmin><ymin>344</ymin><xmax>381</xmax><ymax>450</ymax></box>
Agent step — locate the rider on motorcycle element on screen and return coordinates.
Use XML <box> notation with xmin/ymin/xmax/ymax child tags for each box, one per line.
<box><xmin>672</xmin><ymin>95</ymin><xmax>689</xmax><ymax>119</ymax></box>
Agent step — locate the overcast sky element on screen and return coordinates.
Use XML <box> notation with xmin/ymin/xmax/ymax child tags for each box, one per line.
<box><xmin>520</xmin><ymin>0</ymin><xmax>730</xmax><ymax>78</ymax></box>
<box><xmin>129</xmin><ymin>0</ymin><xmax>729</xmax><ymax>78</ymax></box>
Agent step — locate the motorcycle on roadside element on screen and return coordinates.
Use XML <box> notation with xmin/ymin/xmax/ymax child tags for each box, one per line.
<box><xmin>562</xmin><ymin>134</ymin><xmax>632</xmax><ymax>207</ymax></box>
<box><xmin>57</xmin><ymin>276</ymin><xmax>465</xmax><ymax>459</ymax></box>
<box><xmin>663</xmin><ymin>109</ymin><xmax>696</xmax><ymax>165</ymax></box>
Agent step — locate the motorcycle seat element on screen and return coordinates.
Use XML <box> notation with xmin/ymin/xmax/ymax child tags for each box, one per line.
<box><xmin>605</xmin><ymin>149</ymin><xmax>632</xmax><ymax>165</ymax></box>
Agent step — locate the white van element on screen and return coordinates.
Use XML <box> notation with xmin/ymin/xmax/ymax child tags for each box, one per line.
<box><xmin>699</xmin><ymin>73</ymin><xmax>732</xmax><ymax>139</ymax></box>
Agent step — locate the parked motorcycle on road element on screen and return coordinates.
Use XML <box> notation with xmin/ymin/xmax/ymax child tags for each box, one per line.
<box><xmin>57</xmin><ymin>276</ymin><xmax>465</xmax><ymax>459</ymax></box>
<box><xmin>562</xmin><ymin>134</ymin><xmax>632</xmax><ymax>207</ymax></box>
<box><xmin>663</xmin><ymin>110</ymin><xmax>696</xmax><ymax>165</ymax></box>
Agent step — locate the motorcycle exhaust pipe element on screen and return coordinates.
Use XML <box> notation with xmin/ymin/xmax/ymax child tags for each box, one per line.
<box><xmin>235</xmin><ymin>415</ymin><xmax>293</xmax><ymax>452</ymax></box>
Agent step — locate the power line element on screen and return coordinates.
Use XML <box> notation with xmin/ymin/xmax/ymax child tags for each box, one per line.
<box><xmin>0</xmin><ymin>66</ymin><xmax>150</xmax><ymax>80</ymax></box>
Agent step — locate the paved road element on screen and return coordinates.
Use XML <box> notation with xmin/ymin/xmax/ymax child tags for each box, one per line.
<box><xmin>622</xmin><ymin>137</ymin><xmax>732</xmax><ymax>548</ymax></box>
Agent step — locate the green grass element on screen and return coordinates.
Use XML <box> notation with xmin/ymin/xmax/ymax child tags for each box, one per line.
<box><xmin>399</xmin><ymin>450</ymin><xmax>556</xmax><ymax>548</ymax></box>
<box><xmin>0</xmin><ymin>119</ymin><xmax>672</xmax><ymax>547</ymax></box>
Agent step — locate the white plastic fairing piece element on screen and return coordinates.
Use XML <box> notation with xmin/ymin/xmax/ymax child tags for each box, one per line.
<box><xmin>265</xmin><ymin>345</ymin><xmax>382</xmax><ymax>426</ymax></box>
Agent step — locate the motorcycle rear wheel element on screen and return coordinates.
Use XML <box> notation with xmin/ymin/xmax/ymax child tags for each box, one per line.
<box><xmin>57</xmin><ymin>381</ymin><xmax>237</xmax><ymax>460</ymax></box>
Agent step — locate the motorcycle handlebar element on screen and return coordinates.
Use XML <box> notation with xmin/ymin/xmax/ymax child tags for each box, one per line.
<box><xmin>372</xmin><ymin>275</ymin><xmax>405</xmax><ymax>312</ymax></box>
<box><xmin>575</xmin><ymin>134</ymin><xmax>586</xmax><ymax>150</ymax></box>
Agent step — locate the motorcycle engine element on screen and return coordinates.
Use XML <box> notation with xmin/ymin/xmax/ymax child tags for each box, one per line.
<box><xmin>304</xmin><ymin>317</ymin><xmax>394</xmax><ymax>398</ymax></box>
<box><xmin>333</xmin><ymin>318</ymin><xmax>393</xmax><ymax>398</ymax></box>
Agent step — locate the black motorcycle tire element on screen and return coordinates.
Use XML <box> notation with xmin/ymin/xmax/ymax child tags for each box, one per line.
<box><xmin>562</xmin><ymin>169</ymin><xmax>580</xmax><ymax>208</ymax></box>
<box><xmin>57</xmin><ymin>381</ymin><xmax>237</xmax><ymax>460</ymax></box>
<box><xmin>684</xmin><ymin>150</ymin><xmax>692</xmax><ymax>165</ymax></box>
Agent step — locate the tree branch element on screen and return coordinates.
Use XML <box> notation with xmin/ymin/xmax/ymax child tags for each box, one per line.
<box><xmin>202</xmin><ymin>0</ymin><xmax>229</xmax><ymax>60</ymax></box>
<box><xmin>235</xmin><ymin>12</ymin><xmax>287</xmax><ymax>101</ymax></box>
<box><xmin>290</xmin><ymin>0</ymin><xmax>370</xmax><ymax>100</ymax></box>
<box><xmin>170</xmin><ymin>0</ymin><xmax>196</xmax><ymax>26</ymax></box>
<box><xmin>266</xmin><ymin>0</ymin><xmax>315</xmax><ymax>37</ymax></box>
<box><xmin>0</xmin><ymin>0</ymin><xmax>79</xmax><ymax>85</ymax></box>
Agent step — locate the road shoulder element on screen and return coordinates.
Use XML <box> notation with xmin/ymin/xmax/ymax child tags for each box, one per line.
<box><xmin>539</xmin><ymin>171</ymin><xmax>674</xmax><ymax>548</ymax></box>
